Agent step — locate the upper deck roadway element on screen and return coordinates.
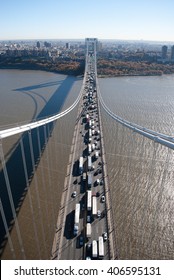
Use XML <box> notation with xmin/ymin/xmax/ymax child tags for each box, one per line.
<box><xmin>51</xmin><ymin>39</ymin><xmax>112</xmax><ymax>260</ymax></box>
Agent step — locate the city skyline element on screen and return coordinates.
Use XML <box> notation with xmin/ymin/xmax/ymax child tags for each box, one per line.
<box><xmin>1</xmin><ymin>0</ymin><xmax>174</xmax><ymax>43</ymax></box>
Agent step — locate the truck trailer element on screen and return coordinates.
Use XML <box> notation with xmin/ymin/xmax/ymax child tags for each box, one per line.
<box><xmin>87</xmin><ymin>190</ymin><xmax>92</xmax><ymax>211</ymax></box>
<box><xmin>98</xmin><ymin>236</ymin><xmax>104</xmax><ymax>259</ymax></box>
<box><xmin>92</xmin><ymin>240</ymin><xmax>98</xmax><ymax>258</ymax></box>
<box><xmin>74</xmin><ymin>203</ymin><xmax>80</xmax><ymax>236</ymax></box>
<box><xmin>86</xmin><ymin>223</ymin><xmax>91</xmax><ymax>238</ymax></box>
<box><xmin>79</xmin><ymin>156</ymin><xmax>83</xmax><ymax>175</ymax></box>
<box><xmin>92</xmin><ymin>196</ymin><xmax>97</xmax><ymax>217</ymax></box>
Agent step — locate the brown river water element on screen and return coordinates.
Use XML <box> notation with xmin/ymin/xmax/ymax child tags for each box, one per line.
<box><xmin>0</xmin><ymin>70</ymin><xmax>174</xmax><ymax>259</ymax></box>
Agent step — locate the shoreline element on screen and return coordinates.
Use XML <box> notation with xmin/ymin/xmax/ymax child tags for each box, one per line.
<box><xmin>1</xmin><ymin>61</ymin><xmax>174</xmax><ymax>78</ymax></box>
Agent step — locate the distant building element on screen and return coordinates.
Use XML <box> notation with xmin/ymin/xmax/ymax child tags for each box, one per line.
<box><xmin>66</xmin><ymin>42</ymin><xmax>70</xmax><ymax>49</ymax></box>
<box><xmin>44</xmin><ymin>41</ymin><xmax>51</xmax><ymax>48</ymax></box>
<box><xmin>171</xmin><ymin>45</ymin><xmax>174</xmax><ymax>60</ymax></box>
<box><xmin>97</xmin><ymin>41</ymin><xmax>102</xmax><ymax>51</ymax></box>
<box><xmin>162</xmin><ymin>45</ymin><xmax>168</xmax><ymax>59</ymax></box>
<box><xmin>37</xmin><ymin>41</ymin><xmax>40</xmax><ymax>48</ymax></box>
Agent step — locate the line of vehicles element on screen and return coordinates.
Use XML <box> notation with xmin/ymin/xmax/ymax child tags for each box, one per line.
<box><xmin>71</xmin><ymin>52</ymin><xmax>108</xmax><ymax>260</ymax></box>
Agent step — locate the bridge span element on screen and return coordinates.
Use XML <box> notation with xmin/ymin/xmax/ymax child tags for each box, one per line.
<box><xmin>1</xmin><ymin>38</ymin><xmax>174</xmax><ymax>260</ymax></box>
<box><xmin>51</xmin><ymin>38</ymin><xmax>116</xmax><ymax>260</ymax></box>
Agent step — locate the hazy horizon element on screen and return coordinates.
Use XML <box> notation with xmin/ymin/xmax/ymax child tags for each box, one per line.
<box><xmin>1</xmin><ymin>0</ymin><xmax>174</xmax><ymax>43</ymax></box>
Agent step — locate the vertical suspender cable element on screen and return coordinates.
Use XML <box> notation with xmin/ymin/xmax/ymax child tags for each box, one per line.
<box><xmin>36</xmin><ymin>127</ymin><xmax>52</xmax><ymax>249</ymax></box>
<box><xmin>0</xmin><ymin>140</ymin><xmax>26</xmax><ymax>259</ymax></box>
<box><xmin>0</xmin><ymin>198</ymin><xmax>16</xmax><ymax>259</ymax></box>
<box><xmin>28</xmin><ymin>130</ymin><xmax>47</xmax><ymax>258</ymax></box>
<box><xmin>46</xmin><ymin>124</ymin><xmax>56</xmax><ymax>218</ymax></box>
<box><xmin>43</xmin><ymin>124</ymin><xmax>56</xmax><ymax>225</ymax></box>
<box><xmin>53</xmin><ymin>121</ymin><xmax>58</xmax><ymax>175</ymax></box>
<box><xmin>20</xmin><ymin>136</ymin><xmax>41</xmax><ymax>259</ymax></box>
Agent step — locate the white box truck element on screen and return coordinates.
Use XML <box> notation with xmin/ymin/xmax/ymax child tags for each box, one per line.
<box><xmin>86</xmin><ymin>223</ymin><xmax>91</xmax><ymax>238</ymax></box>
<box><xmin>98</xmin><ymin>236</ymin><xmax>104</xmax><ymax>259</ymax></box>
<box><xmin>74</xmin><ymin>203</ymin><xmax>80</xmax><ymax>236</ymax></box>
<box><xmin>88</xmin><ymin>144</ymin><xmax>92</xmax><ymax>154</ymax></box>
<box><xmin>92</xmin><ymin>240</ymin><xmax>98</xmax><ymax>258</ymax></box>
<box><xmin>79</xmin><ymin>156</ymin><xmax>83</xmax><ymax>174</ymax></box>
<box><xmin>87</xmin><ymin>190</ymin><xmax>92</xmax><ymax>211</ymax></box>
<box><xmin>88</xmin><ymin>156</ymin><xmax>92</xmax><ymax>170</ymax></box>
<box><xmin>92</xmin><ymin>196</ymin><xmax>97</xmax><ymax>217</ymax></box>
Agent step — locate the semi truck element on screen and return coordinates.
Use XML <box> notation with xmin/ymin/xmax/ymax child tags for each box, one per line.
<box><xmin>86</xmin><ymin>223</ymin><xmax>91</xmax><ymax>238</ymax></box>
<box><xmin>89</xmin><ymin>129</ymin><xmax>92</xmax><ymax>138</ymax></box>
<box><xmin>89</xmin><ymin>120</ymin><xmax>92</xmax><ymax>128</ymax></box>
<box><xmin>92</xmin><ymin>240</ymin><xmax>98</xmax><ymax>258</ymax></box>
<box><xmin>92</xmin><ymin>196</ymin><xmax>97</xmax><ymax>217</ymax></box>
<box><xmin>74</xmin><ymin>203</ymin><xmax>80</xmax><ymax>236</ymax></box>
<box><xmin>88</xmin><ymin>173</ymin><xmax>93</xmax><ymax>188</ymax></box>
<box><xmin>79</xmin><ymin>156</ymin><xmax>83</xmax><ymax>175</ymax></box>
<box><xmin>88</xmin><ymin>156</ymin><xmax>92</xmax><ymax>171</ymax></box>
<box><xmin>98</xmin><ymin>236</ymin><xmax>104</xmax><ymax>259</ymax></box>
<box><xmin>88</xmin><ymin>144</ymin><xmax>92</xmax><ymax>154</ymax></box>
<box><xmin>87</xmin><ymin>190</ymin><xmax>92</xmax><ymax>211</ymax></box>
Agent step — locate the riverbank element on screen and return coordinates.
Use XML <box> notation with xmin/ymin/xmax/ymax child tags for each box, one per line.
<box><xmin>97</xmin><ymin>59</ymin><xmax>174</xmax><ymax>77</ymax></box>
<box><xmin>0</xmin><ymin>57</ymin><xmax>85</xmax><ymax>76</ymax></box>
<box><xmin>1</xmin><ymin>56</ymin><xmax>174</xmax><ymax>77</ymax></box>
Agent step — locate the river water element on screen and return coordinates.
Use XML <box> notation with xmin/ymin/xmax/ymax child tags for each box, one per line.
<box><xmin>99</xmin><ymin>75</ymin><xmax>174</xmax><ymax>259</ymax></box>
<box><xmin>0</xmin><ymin>70</ymin><xmax>174</xmax><ymax>259</ymax></box>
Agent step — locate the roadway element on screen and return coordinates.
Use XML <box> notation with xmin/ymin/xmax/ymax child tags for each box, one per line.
<box><xmin>53</xmin><ymin>50</ymin><xmax>109</xmax><ymax>260</ymax></box>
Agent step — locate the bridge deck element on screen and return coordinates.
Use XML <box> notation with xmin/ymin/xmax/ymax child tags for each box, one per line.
<box><xmin>51</xmin><ymin>43</ymin><xmax>115</xmax><ymax>260</ymax></box>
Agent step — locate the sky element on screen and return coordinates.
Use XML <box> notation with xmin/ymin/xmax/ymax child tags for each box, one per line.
<box><xmin>0</xmin><ymin>0</ymin><xmax>174</xmax><ymax>42</ymax></box>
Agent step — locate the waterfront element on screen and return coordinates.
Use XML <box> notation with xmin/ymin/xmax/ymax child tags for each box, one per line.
<box><xmin>0</xmin><ymin>70</ymin><xmax>174</xmax><ymax>259</ymax></box>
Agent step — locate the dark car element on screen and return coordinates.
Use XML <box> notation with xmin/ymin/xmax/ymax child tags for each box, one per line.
<box><xmin>79</xmin><ymin>236</ymin><xmax>84</xmax><ymax>247</ymax></box>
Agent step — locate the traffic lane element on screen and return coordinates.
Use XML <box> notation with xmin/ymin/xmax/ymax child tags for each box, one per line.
<box><xmin>59</xmin><ymin>93</ymin><xmax>86</xmax><ymax>259</ymax></box>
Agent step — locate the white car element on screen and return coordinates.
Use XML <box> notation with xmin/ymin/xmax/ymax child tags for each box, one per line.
<box><xmin>96</xmin><ymin>179</ymin><xmax>100</xmax><ymax>185</ymax></box>
<box><xmin>101</xmin><ymin>195</ymin><xmax>105</xmax><ymax>203</ymax></box>
<box><xmin>103</xmin><ymin>232</ymin><xmax>108</xmax><ymax>241</ymax></box>
<box><xmin>72</xmin><ymin>191</ymin><xmax>77</xmax><ymax>198</ymax></box>
<box><xmin>97</xmin><ymin>210</ymin><xmax>101</xmax><ymax>218</ymax></box>
<box><xmin>79</xmin><ymin>236</ymin><xmax>84</xmax><ymax>246</ymax></box>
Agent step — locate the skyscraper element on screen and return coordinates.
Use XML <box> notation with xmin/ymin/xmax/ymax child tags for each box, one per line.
<box><xmin>162</xmin><ymin>45</ymin><xmax>167</xmax><ymax>59</ymax></box>
<box><xmin>171</xmin><ymin>45</ymin><xmax>174</xmax><ymax>60</ymax></box>
<box><xmin>37</xmin><ymin>41</ymin><xmax>40</xmax><ymax>48</ymax></box>
<box><xmin>66</xmin><ymin>42</ymin><xmax>70</xmax><ymax>49</ymax></box>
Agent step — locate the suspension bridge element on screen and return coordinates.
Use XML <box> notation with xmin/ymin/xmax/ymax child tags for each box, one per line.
<box><xmin>0</xmin><ymin>38</ymin><xmax>174</xmax><ymax>260</ymax></box>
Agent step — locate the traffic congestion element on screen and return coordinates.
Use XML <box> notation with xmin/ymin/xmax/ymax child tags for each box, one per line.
<box><xmin>55</xmin><ymin>42</ymin><xmax>110</xmax><ymax>260</ymax></box>
<box><xmin>71</xmin><ymin>51</ymin><xmax>108</xmax><ymax>260</ymax></box>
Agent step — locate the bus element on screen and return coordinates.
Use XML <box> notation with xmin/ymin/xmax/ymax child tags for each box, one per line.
<box><xmin>87</xmin><ymin>190</ymin><xmax>92</xmax><ymax>211</ymax></box>
<box><xmin>79</xmin><ymin>156</ymin><xmax>83</xmax><ymax>175</ymax></box>
<box><xmin>98</xmin><ymin>236</ymin><xmax>104</xmax><ymax>259</ymax></box>
<box><xmin>92</xmin><ymin>240</ymin><xmax>98</xmax><ymax>258</ymax></box>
